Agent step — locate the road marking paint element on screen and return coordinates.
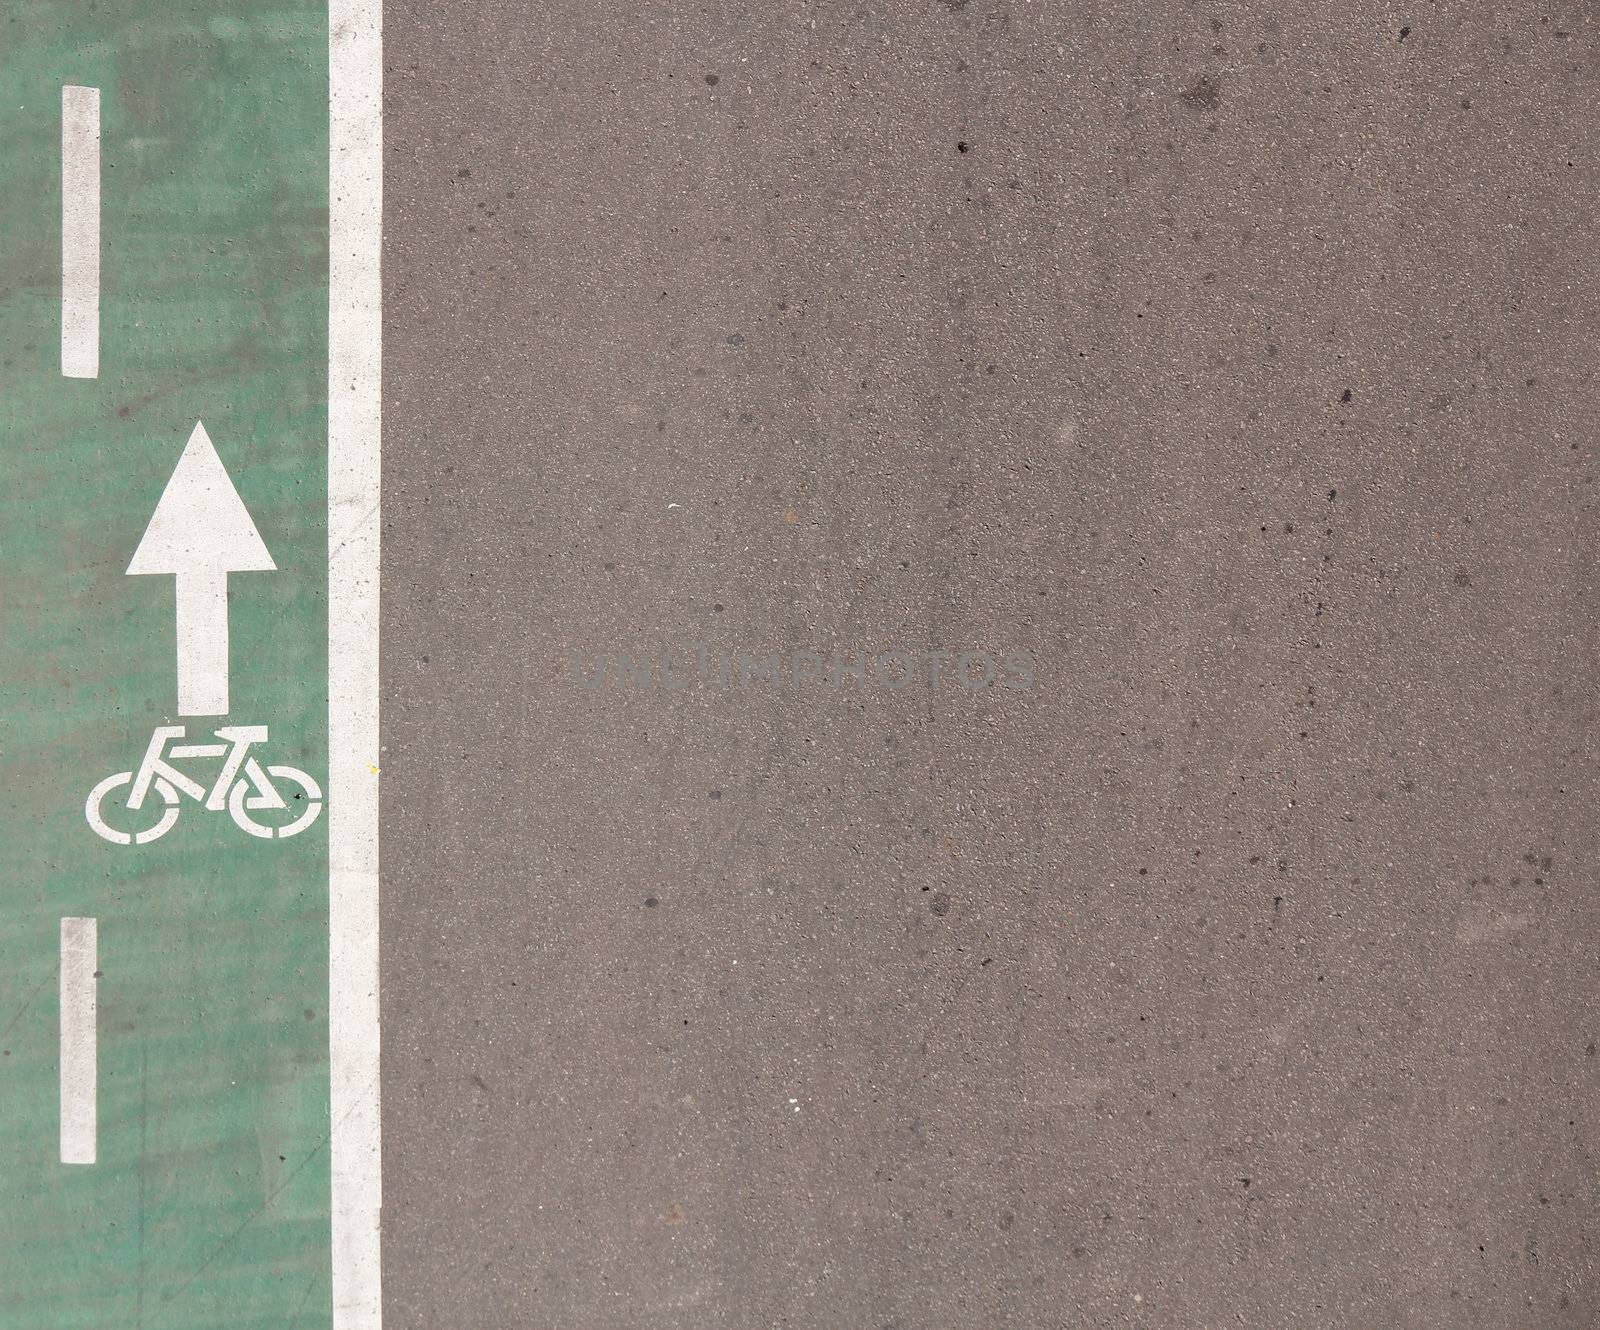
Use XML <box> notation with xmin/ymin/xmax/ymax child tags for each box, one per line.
<box><xmin>329</xmin><ymin>0</ymin><xmax>383</xmax><ymax>1323</ymax></box>
<box><xmin>58</xmin><ymin>917</ymin><xmax>97</xmax><ymax>1166</ymax></box>
<box><xmin>126</xmin><ymin>422</ymin><xmax>277</xmax><ymax>717</ymax></box>
<box><xmin>171</xmin><ymin>574</ymin><xmax>231</xmax><ymax>714</ymax></box>
<box><xmin>84</xmin><ymin>724</ymin><xmax>324</xmax><ymax>845</ymax></box>
<box><xmin>60</xmin><ymin>85</ymin><xmax>100</xmax><ymax>380</ymax></box>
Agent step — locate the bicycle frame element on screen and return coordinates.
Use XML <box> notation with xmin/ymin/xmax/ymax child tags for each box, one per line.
<box><xmin>127</xmin><ymin>725</ymin><xmax>287</xmax><ymax>812</ymax></box>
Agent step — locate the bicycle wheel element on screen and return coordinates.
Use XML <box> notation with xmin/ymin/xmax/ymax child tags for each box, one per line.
<box><xmin>229</xmin><ymin>765</ymin><xmax>324</xmax><ymax>840</ymax></box>
<box><xmin>85</xmin><ymin>772</ymin><xmax>180</xmax><ymax>845</ymax></box>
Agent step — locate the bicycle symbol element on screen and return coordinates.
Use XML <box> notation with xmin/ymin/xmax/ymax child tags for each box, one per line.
<box><xmin>86</xmin><ymin>725</ymin><xmax>323</xmax><ymax>844</ymax></box>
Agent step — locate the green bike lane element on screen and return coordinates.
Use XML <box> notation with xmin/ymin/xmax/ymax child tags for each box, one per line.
<box><xmin>0</xmin><ymin>5</ymin><xmax>345</xmax><ymax>1326</ymax></box>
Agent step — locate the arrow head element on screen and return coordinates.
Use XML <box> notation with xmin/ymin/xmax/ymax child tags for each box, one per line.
<box><xmin>127</xmin><ymin>422</ymin><xmax>277</xmax><ymax>576</ymax></box>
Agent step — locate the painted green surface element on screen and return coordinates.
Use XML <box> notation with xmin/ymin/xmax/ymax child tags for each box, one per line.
<box><xmin>0</xmin><ymin>4</ymin><xmax>331</xmax><ymax>1326</ymax></box>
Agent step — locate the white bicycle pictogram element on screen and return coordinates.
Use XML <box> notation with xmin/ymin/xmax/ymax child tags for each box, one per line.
<box><xmin>86</xmin><ymin>725</ymin><xmax>323</xmax><ymax>844</ymax></box>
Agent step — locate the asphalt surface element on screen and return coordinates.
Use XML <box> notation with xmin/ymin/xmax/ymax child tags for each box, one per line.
<box><xmin>382</xmin><ymin>4</ymin><xmax>1599</xmax><ymax>1326</ymax></box>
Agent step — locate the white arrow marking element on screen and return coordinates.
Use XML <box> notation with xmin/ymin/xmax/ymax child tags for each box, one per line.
<box><xmin>128</xmin><ymin>422</ymin><xmax>276</xmax><ymax>716</ymax></box>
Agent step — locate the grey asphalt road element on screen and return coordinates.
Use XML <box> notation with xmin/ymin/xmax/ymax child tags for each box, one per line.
<box><xmin>381</xmin><ymin>4</ymin><xmax>1599</xmax><ymax>1326</ymax></box>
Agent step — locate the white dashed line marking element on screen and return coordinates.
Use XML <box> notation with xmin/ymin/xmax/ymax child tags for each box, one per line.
<box><xmin>58</xmin><ymin>917</ymin><xmax>97</xmax><ymax>1166</ymax></box>
<box><xmin>60</xmin><ymin>85</ymin><xmax>100</xmax><ymax>380</ymax></box>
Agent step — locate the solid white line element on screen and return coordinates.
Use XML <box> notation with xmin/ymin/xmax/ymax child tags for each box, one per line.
<box><xmin>329</xmin><ymin>1</ymin><xmax>383</xmax><ymax>1325</ymax></box>
<box><xmin>61</xmin><ymin>85</ymin><xmax>100</xmax><ymax>380</ymax></box>
<box><xmin>59</xmin><ymin>917</ymin><xmax>97</xmax><ymax>1166</ymax></box>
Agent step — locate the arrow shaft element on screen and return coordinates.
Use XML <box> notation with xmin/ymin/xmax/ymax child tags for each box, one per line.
<box><xmin>174</xmin><ymin>571</ymin><xmax>230</xmax><ymax>716</ymax></box>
